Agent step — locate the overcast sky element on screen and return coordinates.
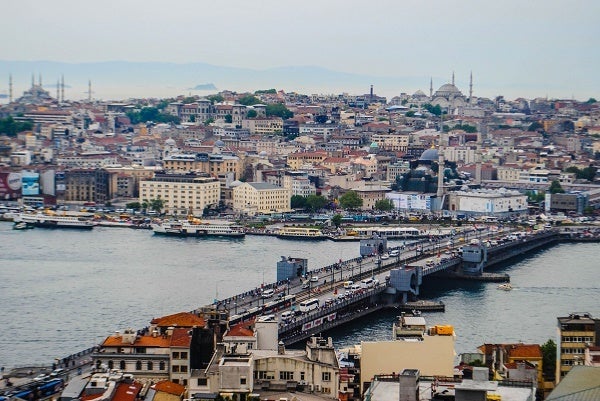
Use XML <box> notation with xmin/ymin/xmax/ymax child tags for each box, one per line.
<box><xmin>2</xmin><ymin>0</ymin><xmax>599</xmax><ymax>100</ymax></box>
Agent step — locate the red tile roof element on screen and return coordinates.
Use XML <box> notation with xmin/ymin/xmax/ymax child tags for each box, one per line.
<box><xmin>226</xmin><ymin>323</ymin><xmax>254</xmax><ymax>337</ymax></box>
<box><xmin>112</xmin><ymin>381</ymin><xmax>143</xmax><ymax>401</ymax></box>
<box><xmin>508</xmin><ymin>344</ymin><xmax>542</xmax><ymax>359</ymax></box>
<box><xmin>152</xmin><ymin>380</ymin><xmax>186</xmax><ymax>396</ymax></box>
<box><xmin>150</xmin><ymin>312</ymin><xmax>206</xmax><ymax>328</ymax></box>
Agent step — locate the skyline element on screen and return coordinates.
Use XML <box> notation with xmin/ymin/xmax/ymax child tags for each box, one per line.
<box><xmin>1</xmin><ymin>0</ymin><xmax>599</xmax><ymax>101</ymax></box>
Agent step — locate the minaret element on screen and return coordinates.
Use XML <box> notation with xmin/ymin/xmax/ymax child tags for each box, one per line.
<box><xmin>429</xmin><ymin>77</ymin><xmax>433</xmax><ymax>98</ymax></box>
<box><xmin>88</xmin><ymin>80</ymin><xmax>92</xmax><ymax>102</ymax></box>
<box><xmin>469</xmin><ymin>71</ymin><xmax>473</xmax><ymax>103</ymax></box>
<box><xmin>9</xmin><ymin>74</ymin><xmax>13</xmax><ymax>103</ymax></box>
<box><xmin>56</xmin><ymin>79</ymin><xmax>60</xmax><ymax>101</ymax></box>
<box><xmin>39</xmin><ymin>74</ymin><xmax>42</xmax><ymax>87</ymax></box>
<box><xmin>61</xmin><ymin>75</ymin><xmax>65</xmax><ymax>102</ymax></box>
<box><xmin>31</xmin><ymin>74</ymin><xmax>35</xmax><ymax>88</ymax></box>
<box><xmin>452</xmin><ymin>71</ymin><xmax>455</xmax><ymax>86</ymax></box>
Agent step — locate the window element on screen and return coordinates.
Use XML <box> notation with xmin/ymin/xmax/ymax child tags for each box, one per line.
<box><xmin>172</xmin><ymin>352</ymin><xmax>180</xmax><ymax>359</ymax></box>
<box><xmin>322</xmin><ymin>372</ymin><xmax>331</xmax><ymax>382</ymax></box>
<box><xmin>180</xmin><ymin>366</ymin><xmax>188</xmax><ymax>373</ymax></box>
<box><xmin>240</xmin><ymin>377</ymin><xmax>247</xmax><ymax>385</ymax></box>
<box><xmin>120</xmin><ymin>360</ymin><xmax>126</xmax><ymax>370</ymax></box>
<box><xmin>147</xmin><ymin>361</ymin><xmax>153</xmax><ymax>370</ymax></box>
<box><xmin>159</xmin><ymin>361</ymin><xmax>166</xmax><ymax>371</ymax></box>
<box><xmin>279</xmin><ymin>371</ymin><xmax>294</xmax><ymax>381</ymax></box>
<box><xmin>300</xmin><ymin>372</ymin><xmax>305</xmax><ymax>381</ymax></box>
<box><xmin>172</xmin><ymin>365</ymin><xmax>180</xmax><ymax>373</ymax></box>
<box><xmin>136</xmin><ymin>361</ymin><xmax>142</xmax><ymax>371</ymax></box>
<box><xmin>198</xmin><ymin>378</ymin><xmax>208</xmax><ymax>386</ymax></box>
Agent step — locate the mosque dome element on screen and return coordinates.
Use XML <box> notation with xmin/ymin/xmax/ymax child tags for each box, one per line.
<box><xmin>230</xmin><ymin>180</ymin><xmax>243</xmax><ymax>187</ymax></box>
<box><xmin>434</xmin><ymin>83</ymin><xmax>463</xmax><ymax>98</ymax></box>
<box><xmin>412</xmin><ymin>90</ymin><xmax>427</xmax><ymax>98</ymax></box>
<box><xmin>370</xmin><ymin>142</ymin><xmax>379</xmax><ymax>148</ymax></box>
<box><xmin>259</xmin><ymin>150</ymin><xmax>268</xmax><ymax>157</ymax></box>
<box><xmin>419</xmin><ymin>148</ymin><xmax>440</xmax><ymax>161</ymax></box>
<box><xmin>215</xmin><ymin>139</ymin><xmax>225</xmax><ymax>148</ymax></box>
<box><xmin>165</xmin><ymin>138</ymin><xmax>176</xmax><ymax>146</ymax></box>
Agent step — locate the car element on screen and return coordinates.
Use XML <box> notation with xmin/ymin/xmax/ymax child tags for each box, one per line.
<box><xmin>281</xmin><ymin>311</ymin><xmax>293</xmax><ymax>320</ymax></box>
<box><xmin>50</xmin><ymin>368</ymin><xmax>66</xmax><ymax>377</ymax></box>
<box><xmin>310</xmin><ymin>276</ymin><xmax>319</xmax><ymax>282</ymax></box>
<box><xmin>302</xmin><ymin>282</ymin><xmax>310</xmax><ymax>289</ymax></box>
<box><xmin>33</xmin><ymin>374</ymin><xmax>48</xmax><ymax>382</ymax></box>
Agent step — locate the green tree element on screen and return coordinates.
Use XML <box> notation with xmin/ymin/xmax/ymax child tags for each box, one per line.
<box><xmin>405</xmin><ymin>110</ymin><xmax>415</xmax><ymax>117</ymax></box>
<box><xmin>549</xmin><ymin>179</ymin><xmax>565</xmax><ymax>194</ymax></box>
<box><xmin>182</xmin><ymin>96</ymin><xmax>197</xmax><ymax>104</ymax></box>
<box><xmin>207</xmin><ymin>94</ymin><xmax>224</xmax><ymax>104</ymax></box>
<box><xmin>238</xmin><ymin>95</ymin><xmax>261</xmax><ymax>106</ymax></box>
<box><xmin>585</xmin><ymin>97</ymin><xmax>597</xmax><ymax>104</ymax></box>
<box><xmin>331</xmin><ymin>214</ymin><xmax>343</xmax><ymax>228</ymax></box>
<box><xmin>374</xmin><ymin>198</ymin><xmax>394</xmax><ymax>211</ymax></box>
<box><xmin>266</xmin><ymin>103</ymin><xmax>293</xmax><ymax>119</ymax></box>
<box><xmin>0</xmin><ymin>116</ymin><xmax>34</xmax><ymax>136</ymax></box>
<box><xmin>306</xmin><ymin>195</ymin><xmax>327</xmax><ymax>212</ymax></box>
<box><xmin>247</xmin><ymin>109</ymin><xmax>258</xmax><ymax>118</ymax></box>
<box><xmin>291</xmin><ymin>195</ymin><xmax>307</xmax><ymax>209</ymax></box>
<box><xmin>339</xmin><ymin>191</ymin><xmax>363</xmax><ymax>210</ymax></box>
<box><xmin>126</xmin><ymin>202</ymin><xmax>141</xmax><ymax>210</ymax></box>
<box><xmin>423</xmin><ymin>103</ymin><xmax>442</xmax><ymax>116</ymax></box>
<box><xmin>528</xmin><ymin>121</ymin><xmax>544</xmax><ymax>132</ymax></box>
<box><xmin>126</xmin><ymin>107</ymin><xmax>180</xmax><ymax>124</ymax></box>
<box><xmin>204</xmin><ymin>118</ymin><xmax>214</xmax><ymax>125</ymax></box>
<box><xmin>541</xmin><ymin>339</ymin><xmax>556</xmax><ymax>381</ymax></box>
<box><xmin>149</xmin><ymin>198</ymin><xmax>165</xmax><ymax>213</ymax></box>
<box><xmin>224</xmin><ymin>114</ymin><xmax>233</xmax><ymax>124</ymax></box>
<box><xmin>254</xmin><ymin>89</ymin><xmax>277</xmax><ymax>94</ymax></box>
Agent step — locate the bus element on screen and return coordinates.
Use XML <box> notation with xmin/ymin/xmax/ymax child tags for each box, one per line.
<box><xmin>298</xmin><ymin>298</ymin><xmax>320</xmax><ymax>313</ymax></box>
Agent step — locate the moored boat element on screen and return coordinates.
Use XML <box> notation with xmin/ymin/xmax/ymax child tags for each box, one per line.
<box><xmin>13</xmin><ymin>212</ymin><xmax>96</xmax><ymax>229</ymax></box>
<box><xmin>152</xmin><ymin>218</ymin><xmax>245</xmax><ymax>238</ymax></box>
<box><xmin>275</xmin><ymin>226</ymin><xmax>327</xmax><ymax>240</ymax></box>
<box><xmin>13</xmin><ymin>221</ymin><xmax>34</xmax><ymax>230</ymax></box>
<box><xmin>497</xmin><ymin>283</ymin><xmax>512</xmax><ymax>291</ymax></box>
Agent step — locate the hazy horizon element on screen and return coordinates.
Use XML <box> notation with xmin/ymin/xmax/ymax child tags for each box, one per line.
<box><xmin>1</xmin><ymin>0</ymin><xmax>599</xmax><ymax>102</ymax></box>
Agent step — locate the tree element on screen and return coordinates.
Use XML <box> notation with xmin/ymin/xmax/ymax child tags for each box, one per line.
<box><xmin>405</xmin><ymin>110</ymin><xmax>415</xmax><ymax>117</ymax></box>
<box><xmin>374</xmin><ymin>199</ymin><xmax>394</xmax><ymax>211</ymax></box>
<box><xmin>126</xmin><ymin>202</ymin><xmax>141</xmax><ymax>210</ymax></box>
<box><xmin>126</xmin><ymin>107</ymin><xmax>180</xmax><ymax>124</ymax></box>
<box><xmin>528</xmin><ymin>121</ymin><xmax>544</xmax><ymax>132</ymax></box>
<box><xmin>331</xmin><ymin>214</ymin><xmax>343</xmax><ymax>228</ymax></box>
<box><xmin>586</xmin><ymin>97</ymin><xmax>597</xmax><ymax>104</ymax></box>
<box><xmin>423</xmin><ymin>103</ymin><xmax>442</xmax><ymax>116</ymax></box>
<box><xmin>149</xmin><ymin>198</ymin><xmax>165</xmax><ymax>213</ymax></box>
<box><xmin>291</xmin><ymin>195</ymin><xmax>307</xmax><ymax>209</ymax></box>
<box><xmin>247</xmin><ymin>109</ymin><xmax>258</xmax><ymax>118</ymax></box>
<box><xmin>306</xmin><ymin>195</ymin><xmax>327</xmax><ymax>212</ymax></box>
<box><xmin>339</xmin><ymin>191</ymin><xmax>363</xmax><ymax>210</ymax></box>
<box><xmin>207</xmin><ymin>94</ymin><xmax>224</xmax><ymax>104</ymax></box>
<box><xmin>224</xmin><ymin>114</ymin><xmax>233</xmax><ymax>124</ymax></box>
<box><xmin>254</xmin><ymin>89</ymin><xmax>277</xmax><ymax>94</ymax></box>
<box><xmin>0</xmin><ymin>116</ymin><xmax>34</xmax><ymax>136</ymax></box>
<box><xmin>266</xmin><ymin>103</ymin><xmax>293</xmax><ymax>119</ymax></box>
<box><xmin>238</xmin><ymin>95</ymin><xmax>261</xmax><ymax>106</ymax></box>
<box><xmin>541</xmin><ymin>339</ymin><xmax>556</xmax><ymax>381</ymax></box>
<box><xmin>549</xmin><ymin>180</ymin><xmax>565</xmax><ymax>194</ymax></box>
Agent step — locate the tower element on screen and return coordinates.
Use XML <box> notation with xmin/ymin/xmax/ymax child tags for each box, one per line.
<box><xmin>39</xmin><ymin>74</ymin><xmax>42</xmax><ymax>87</ymax></box>
<box><xmin>370</xmin><ymin>84</ymin><xmax>373</xmax><ymax>103</ymax></box>
<box><xmin>61</xmin><ymin>75</ymin><xmax>65</xmax><ymax>102</ymax></box>
<box><xmin>9</xmin><ymin>74</ymin><xmax>13</xmax><ymax>103</ymax></box>
<box><xmin>469</xmin><ymin>71</ymin><xmax>473</xmax><ymax>103</ymax></box>
<box><xmin>31</xmin><ymin>73</ymin><xmax>35</xmax><ymax>88</ymax></box>
<box><xmin>88</xmin><ymin>80</ymin><xmax>92</xmax><ymax>102</ymax></box>
<box><xmin>56</xmin><ymin>79</ymin><xmax>60</xmax><ymax>101</ymax></box>
<box><xmin>452</xmin><ymin>71</ymin><xmax>455</xmax><ymax>86</ymax></box>
<box><xmin>429</xmin><ymin>77</ymin><xmax>433</xmax><ymax>98</ymax></box>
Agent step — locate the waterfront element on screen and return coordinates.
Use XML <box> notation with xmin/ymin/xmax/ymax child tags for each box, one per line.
<box><xmin>1</xmin><ymin>222</ymin><xmax>599</xmax><ymax>368</ymax></box>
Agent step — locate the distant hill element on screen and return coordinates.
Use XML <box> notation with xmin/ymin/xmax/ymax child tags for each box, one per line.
<box><xmin>0</xmin><ymin>60</ymin><xmax>429</xmax><ymax>100</ymax></box>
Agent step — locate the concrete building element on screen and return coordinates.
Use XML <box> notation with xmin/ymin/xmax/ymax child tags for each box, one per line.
<box><xmin>242</xmin><ymin>118</ymin><xmax>283</xmax><ymax>135</ymax></box>
<box><xmin>360</xmin><ymin>315</ymin><xmax>456</xmax><ymax>392</ymax></box>
<box><xmin>139</xmin><ymin>173</ymin><xmax>221</xmax><ymax>216</ymax></box>
<box><xmin>447</xmin><ymin>188</ymin><xmax>528</xmax><ymax>217</ymax></box>
<box><xmin>369</xmin><ymin>133</ymin><xmax>410</xmax><ymax>152</ymax></box>
<box><xmin>232</xmin><ymin>182</ymin><xmax>290</xmax><ymax>216</ymax></box>
<box><xmin>63</xmin><ymin>168</ymin><xmax>111</xmax><ymax>203</ymax></box>
<box><xmin>162</xmin><ymin>153</ymin><xmax>242</xmax><ymax>180</ymax></box>
<box><xmin>557</xmin><ymin>313</ymin><xmax>600</xmax><ymax>381</ymax></box>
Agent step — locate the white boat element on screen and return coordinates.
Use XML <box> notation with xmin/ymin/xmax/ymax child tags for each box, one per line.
<box><xmin>152</xmin><ymin>219</ymin><xmax>245</xmax><ymax>238</ymax></box>
<box><xmin>276</xmin><ymin>226</ymin><xmax>327</xmax><ymax>240</ymax></box>
<box><xmin>13</xmin><ymin>212</ymin><xmax>95</xmax><ymax>229</ymax></box>
<box><xmin>497</xmin><ymin>283</ymin><xmax>512</xmax><ymax>291</ymax></box>
<box><xmin>13</xmin><ymin>221</ymin><xmax>34</xmax><ymax>230</ymax></box>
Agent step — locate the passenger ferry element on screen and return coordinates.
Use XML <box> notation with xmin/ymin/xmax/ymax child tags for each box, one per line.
<box><xmin>13</xmin><ymin>211</ymin><xmax>96</xmax><ymax>229</ymax></box>
<box><xmin>152</xmin><ymin>218</ymin><xmax>245</xmax><ymax>238</ymax></box>
<box><xmin>354</xmin><ymin>226</ymin><xmax>422</xmax><ymax>239</ymax></box>
<box><xmin>275</xmin><ymin>226</ymin><xmax>327</xmax><ymax>240</ymax></box>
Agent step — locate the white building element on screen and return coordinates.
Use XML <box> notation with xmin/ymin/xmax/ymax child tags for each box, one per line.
<box><xmin>447</xmin><ymin>188</ymin><xmax>528</xmax><ymax>216</ymax></box>
<box><xmin>232</xmin><ymin>182</ymin><xmax>291</xmax><ymax>216</ymax></box>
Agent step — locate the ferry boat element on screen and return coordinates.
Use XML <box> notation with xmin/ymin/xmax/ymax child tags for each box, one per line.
<box><xmin>152</xmin><ymin>218</ymin><xmax>245</xmax><ymax>238</ymax></box>
<box><xmin>13</xmin><ymin>212</ymin><xmax>96</xmax><ymax>229</ymax></box>
<box><xmin>275</xmin><ymin>226</ymin><xmax>327</xmax><ymax>240</ymax></box>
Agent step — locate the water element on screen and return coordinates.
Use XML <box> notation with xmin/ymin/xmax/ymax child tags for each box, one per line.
<box><xmin>0</xmin><ymin>222</ymin><xmax>598</xmax><ymax>368</ymax></box>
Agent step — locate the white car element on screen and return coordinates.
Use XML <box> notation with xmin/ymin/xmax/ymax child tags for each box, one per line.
<box><xmin>310</xmin><ymin>276</ymin><xmax>319</xmax><ymax>282</ymax></box>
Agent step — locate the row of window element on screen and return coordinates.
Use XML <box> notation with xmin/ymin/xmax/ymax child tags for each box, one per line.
<box><xmin>562</xmin><ymin>336</ymin><xmax>594</xmax><ymax>343</ymax></box>
<box><xmin>254</xmin><ymin>371</ymin><xmax>330</xmax><ymax>382</ymax></box>
<box><xmin>100</xmin><ymin>360</ymin><xmax>166</xmax><ymax>371</ymax></box>
<box><xmin>561</xmin><ymin>348</ymin><xmax>585</xmax><ymax>354</ymax></box>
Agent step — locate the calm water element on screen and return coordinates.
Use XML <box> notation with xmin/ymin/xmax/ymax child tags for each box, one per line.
<box><xmin>1</xmin><ymin>222</ymin><xmax>599</xmax><ymax>368</ymax></box>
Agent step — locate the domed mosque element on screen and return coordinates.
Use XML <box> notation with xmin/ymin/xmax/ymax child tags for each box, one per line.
<box><xmin>430</xmin><ymin>72</ymin><xmax>468</xmax><ymax>111</ymax></box>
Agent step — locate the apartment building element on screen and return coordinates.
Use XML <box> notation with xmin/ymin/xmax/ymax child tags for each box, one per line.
<box><xmin>139</xmin><ymin>173</ymin><xmax>221</xmax><ymax>216</ymax></box>
<box><xmin>557</xmin><ymin>313</ymin><xmax>600</xmax><ymax>381</ymax></box>
<box><xmin>232</xmin><ymin>182</ymin><xmax>290</xmax><ymax>216</ymax></box>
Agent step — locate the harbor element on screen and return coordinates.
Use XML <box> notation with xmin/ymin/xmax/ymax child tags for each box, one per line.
<box><xmin>1</xmin><ymin>221</ymin><xmax>599</xmax><ymax>372</ymax></box>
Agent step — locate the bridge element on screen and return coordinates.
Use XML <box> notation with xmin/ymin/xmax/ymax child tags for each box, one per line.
<box><xmin>201</xmin><ymin>225</ymin><xmax>600</xmax><ymax>346</ymax></box>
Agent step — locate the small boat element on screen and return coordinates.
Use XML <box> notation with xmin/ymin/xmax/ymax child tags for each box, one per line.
<box><xmin>497</xmin><ymin>283</ymin><xmax>512</xmax><ymax>291</ymax></box>
<box><xmin>13</xmin><ymin>222</ymin><xmax>34</xmax><ymax>230</ymax></box>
